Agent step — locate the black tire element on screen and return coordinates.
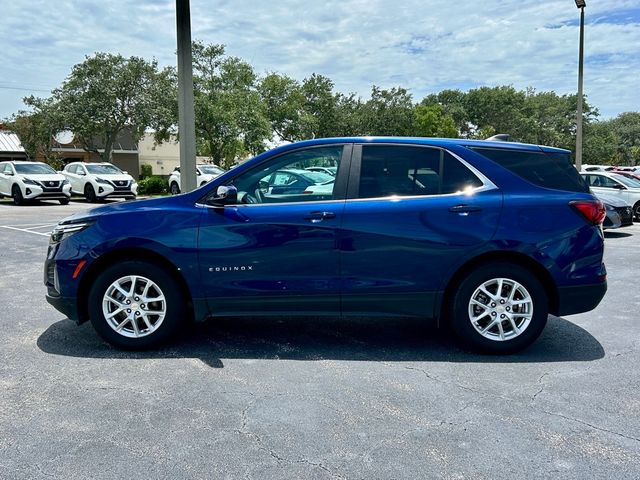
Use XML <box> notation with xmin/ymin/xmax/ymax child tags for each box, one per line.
<box><xmin>633</xmin><ymin>201</ymin><xmax>640</xmax><ymax>222</ymax></box>
<box><xmin>170</xmin><ymin>182</ymin><xmax>180</xmax><ymax>195</ymax></box>
<box><xmin>85</xmin><ymin>184</ymin><xmax>97</xmax><ymax>203</ymax></box>
<box><xmin>88</xmin><ymin>260</ymin><xmax>187</xmax><ymax>349</ymax></box>
<box><xmin>59</xmin><ymin>198</ymin><xmax>70</xmax><ymax>205</ymax></box>
<box><xmin>449</xmin><ymin>262</ymin><xmax>548</xmax><ymax>354</ymax></box>
<box><xmin>12</xmin><ymin>184</ymin><xmax>23</xmax><ymax>206</ymax></box>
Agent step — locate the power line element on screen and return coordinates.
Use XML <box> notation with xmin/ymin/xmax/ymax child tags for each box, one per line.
<box><xmin>0</xmin><ymin>85</ymin><xmax>51</xmax><ymax>93</ymax></box>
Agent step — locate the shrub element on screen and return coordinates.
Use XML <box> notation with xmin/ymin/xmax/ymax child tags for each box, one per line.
<box><xmin>140</xmin><ymin>164</ymin><xmax>153</xmax><ymax>180</ymax></box>
<box><xmin>138</xmin><ymin>175</ymin><xmax>167</xmax><ymax>195</ymax></box>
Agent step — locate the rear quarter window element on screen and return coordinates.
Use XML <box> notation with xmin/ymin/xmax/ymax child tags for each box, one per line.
<box><xmin>470</xmin><ymin>147</ymin><xmax>589</xmax><ymax>193</ymax></box>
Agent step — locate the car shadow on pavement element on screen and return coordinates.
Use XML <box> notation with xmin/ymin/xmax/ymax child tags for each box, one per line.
<box><xmin>37</xmin><ymin>314</ymin><xmax>604</xmax><ymax>369</ymax></box>
<box><xmin>604</xmin><ymin>231</ymin><xmax>633</xmax><ymax>238</ymax></box>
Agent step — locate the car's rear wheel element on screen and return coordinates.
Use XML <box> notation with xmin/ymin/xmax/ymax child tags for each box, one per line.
<box><xmin>633</xmin><ymin>201</ymin><xmax>640</xmax><ymax>221</ymax></box>
<box><xmin>85</xmin><ymin>184</ymin><xmax>97</xmax><ymax>203</ymax></box>
<box><xmin>88</xmin><ymin>261</ymin><xmax>186</xmax><ymax>349</ymax></box>
<box><xmin>449</xmin><ymin>262</ymin><xmax>548</xmax><ymax>354</ymax></box>
<box><xmin>12</xmin><ymin>185</ymin><xmax>23</xmax><ymax>205</ymax></box>
<box><xmin>170</xmin><ymin>182</ymin><xmax>180</xmax><ymax>195</ymax></box>
<box><xmin>59</xmin><ymin>198</ymin><xmax>70</xmax><ymax>205</ymax></box>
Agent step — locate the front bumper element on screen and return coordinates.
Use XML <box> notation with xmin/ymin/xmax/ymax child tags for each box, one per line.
<box><xmin>556</xmin><ymin>280</ymin><xmax>607</xmax><ymax>316</ymax></box>
<box><xmin>95</xmin><ymin>182</ymin><xmax>138</xmax><ymax>198</ymax></box>
<box><xmin>45</xmin><ymin>292</ymin><xmax>82</xmax><ymax>323</ymax></box>
<box><xmin>24</xmin><ymin>184</ymin><xmax>72</xmax><ymax>201</ymax></box>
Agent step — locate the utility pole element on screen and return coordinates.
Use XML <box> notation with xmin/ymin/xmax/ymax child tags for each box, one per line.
<box><xmin>176</xmin><ymin>0</ymin><xmax>197</xmax><ymax>192</ymax></box>
<box><xmin>575</xmin><ymin>0</ymin><xmax>586</xmax><ymax>171</ymax></box>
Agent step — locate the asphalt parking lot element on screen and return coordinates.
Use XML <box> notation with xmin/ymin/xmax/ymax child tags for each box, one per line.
<box><xmin>1</xmin><ymin>197</ymin><xmax>639</xmax><ymax>479</ymax></box>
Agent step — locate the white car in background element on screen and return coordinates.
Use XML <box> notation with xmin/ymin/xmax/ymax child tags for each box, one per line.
<box><xmin>581</xmin><ymin>171</ymin><xmax>640</xmax><ymax>220</ymax></box>
<box><xmin>168</xmin><ymin>164</ymin><xmax>226</xmax><ymax>194</ymax></box>
<box><xmin>0</xmin><ymin>161</ymin><xmax>71</xmax><ymax>205</ymax></box>
<box><xmin>62</xmin><ymin>162</ymin><xmax>137</xmax><ymax>203</ymax></box>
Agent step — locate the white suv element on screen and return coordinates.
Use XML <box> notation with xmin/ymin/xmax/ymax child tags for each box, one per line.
<box><xmin>0</xmin><ymin>161</ymin><xmax>71</xmax><ymax>205</ymax></box>
<box><xmin>168</xmin><ymin>164</ymin><xmax>225</xmax><ymax>194</ymax></box>
<box><xmin>62</xmin><ymin>162</ymin><xmax>138</xmax><ymax>203</ymax></box>
<box><xmin>581</xmin><ymin>171</ymin><xmax>640</xmax><ymax>220</ymax></box>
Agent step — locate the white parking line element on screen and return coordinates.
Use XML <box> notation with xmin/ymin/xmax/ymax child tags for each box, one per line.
<box><xmin>1</xmin><ymin>225</ymin><xmax>56</xmax><ymax>237</ymax></box>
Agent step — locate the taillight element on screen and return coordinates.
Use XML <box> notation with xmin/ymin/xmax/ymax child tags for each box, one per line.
<box><xmin>570</xmin><ymin>200</ymin><xmax>606</xmax><ymax>225</ymax></box>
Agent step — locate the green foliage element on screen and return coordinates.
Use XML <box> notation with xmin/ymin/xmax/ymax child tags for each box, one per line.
<box><xmin>415</xmin><ymin>104</ymin><xmax>458</xmax><ymax>138</ymax></box>
<box><xmin>140</xmin><ymin>164</ymin><xmax>153</xmax><ymax>179</ymax></box>
<box><xmin>7</xmin><ymin>97</ymin><xmax>63</xmax><ymax>167</ymax></box>
<box><xmin>42</xmin><ymin>53</ymin><xmax>174</xmax><ymax>163</ymax></box>
<box><xmin>137</xmin><ymin>176</ymin><xmax>167</xmax><ymax>195</ymax></box>
<box><xmin>192</xmin><ymin>41</ymin><xmax>270</xmax><ymax>169</ymax></box>
<box><xmin>360</xmin><ymin>86</ymin><xmax>415</xmax><ymax>136</ymax></box>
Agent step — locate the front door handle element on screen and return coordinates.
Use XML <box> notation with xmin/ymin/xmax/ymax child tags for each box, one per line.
<box><xmin>304</xmin><ymin>211</ymin><xmax>336</xmax><ymax>223</ymax></box>
<box><xmin>449</xmin><ymin>204</ymin><xmax>482</xmax><ymax>215</ymax></box>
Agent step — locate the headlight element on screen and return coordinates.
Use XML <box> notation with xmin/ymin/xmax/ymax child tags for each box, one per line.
<box><xmin>604</xmin><ymin>203</ymin><xmax>614</xmax><ymax>211</ymax></box>
<box><xmin>22</xmin><ymin>177</ymin><xmax>39</xmax><ymax>185</ymax></box>
<box><xmin>62</xmin><ymin>179</ymin><xmax>70</xmax><ymax>185</ymax></box>
<box><xmin>95</xmin><ymin>177</ymin><xmax>111</xmax><ymax>185</ymax></box>
<box><xmin>50</xmin><ymin>222</ymin><xmax>92</xmax><ymax>244</ymax></box>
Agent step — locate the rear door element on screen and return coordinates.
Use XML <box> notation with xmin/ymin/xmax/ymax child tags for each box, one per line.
<box><xmin>339</xmin><ymin>144</ymin><xmax>503</xmax><ymax>317</ymax></box>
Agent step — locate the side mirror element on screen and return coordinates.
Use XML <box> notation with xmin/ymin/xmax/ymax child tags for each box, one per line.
<box><xmin>211</xmin><ymin>185</ymin><xmax>238</xmax><ymax>205</ymax></box>
<box><xmin>613</xmin><ymin>184</ymin><xmax>625</xmax><ymax>190</ymax></box>
<box><xmin>122</xmin><ymin>171</ymin><xmax>128</xmax><ymax>174</ymax></box>
<box><xmin>79</xmin><ymin>171</ymin><xmax>86</xmax><ymax>176</ymax></box>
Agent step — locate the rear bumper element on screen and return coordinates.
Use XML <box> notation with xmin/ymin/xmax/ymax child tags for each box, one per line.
<box><xmin>556</xmin><ymin>281</ymin><xmax>607</xmax><ymax>316</ymax></box>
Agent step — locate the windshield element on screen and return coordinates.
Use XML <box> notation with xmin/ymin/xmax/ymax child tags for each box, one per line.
<box><xmin>299</xmin><ymin>171</ymin><xmax>334</xmax><ymax>184</ymax></box>
<box><xmin>86</xmin><ymin>164</ymin><xmax>123</xmax><ymax>175</ymax></box>
<box><xmin>14</xmin><ymin>163</ymin><xmax>56</xmax><ymax>174</ymax></box>
<box><xmin>612</xmin><ymin>173</ymin><xmax>640</xmax><ymax>188</ymax></box>
<box><xmin>199</xmin><ymin>165</ymin><xmax>225</xmax><ymax>175</ymax></box>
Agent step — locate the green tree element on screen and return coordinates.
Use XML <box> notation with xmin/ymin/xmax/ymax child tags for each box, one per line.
<box><xmin>414</xmin><ymin>104</ymin><xmax>458</xmax><ymax>138</ymax></box>
<box><xmin>259</xmin><ymin>73</ymin><xmax>305</xmax><ymax>142</ymax></box>
<box><xmin>49</xmin><ymin>53</ymin><xmax>175</xmax><ymax>163</ymax></box>
<box><xmin>360</xmin><ymin>86</ymin><xmax>415</xmax><ymax>136</ymax></box>
<box><xmin>583</xmin><ymin>121</ymin><xmax>619</xmax><ymax>165</ymax></box>
<box><xmin>192</xmin><ymin>41</ymin><xmax>270</xmax><ymax>167</ymax></box>
<box><xmin>420</xmin><ymin>89</ymin><xmax>470</xmax><ymax>137</ymax></box>
<box><xmin>7</xmin><ymin>96</ymin><xmax>64</xmax><ymax>167</ymax></box>
<box><xmin>609</xmin><ymin>112</ymin><xmax>640</xmax><ymax>165</ymax></box>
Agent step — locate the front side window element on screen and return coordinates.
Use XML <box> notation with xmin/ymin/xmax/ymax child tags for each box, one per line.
<box><xmin>230</xmin><ymin>146</ymin><xmax>343</xmax><ymax>204</ymax></box>
<box><xmin>357</xmin><ymin>145</ymin><xmax>483</xmax><ymax>199</ymax></box>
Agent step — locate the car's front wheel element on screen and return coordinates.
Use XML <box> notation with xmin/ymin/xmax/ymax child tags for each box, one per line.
<box><xmin>170</xmin><ymin>182</ymin><xmax>180</xmax><ymax>195</ymax></box>
<box><xmin>85</xmin><ymin>184</ymin><xmax>97</xmax><ymax>203</ymax></box>
<box><xmin>633</xmin><ymin>201</ymin><xmax>640</xmax><ymax>221</ymax></box>
<box><xmin>12</xmin><ymin>184</ymin><xmax>23</xmax><ymax>205</ymax></box>
<box><xmin>449</xmin><ymin>262</ymin><xmax>548</xmax><ymax>354</ymax></box>
<box><xmin>88</xmin><ymin>260</ymin><xmax>186</xmax><ymax>349</ymax></box>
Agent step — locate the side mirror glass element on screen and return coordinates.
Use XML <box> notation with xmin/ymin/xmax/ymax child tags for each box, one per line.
<box><xmin>211</xmin><ymin>185</ymin><xmax>238</xmax><ymax>205</ymax></box>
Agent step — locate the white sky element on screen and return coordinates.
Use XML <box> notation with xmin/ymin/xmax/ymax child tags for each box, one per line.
<box><xmin>1</xmin><ymin>0</ymin><xmax>638</xmax><ymax>119</ymax></box>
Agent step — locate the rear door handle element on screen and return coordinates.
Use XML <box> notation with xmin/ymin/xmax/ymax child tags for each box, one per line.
<box><xmin>449</xmin><ymin>204</ymin><xmax>482</xmax><ymax>215</ymax></box>
<box><xmin>304</xmin><ymin>211</ymin><xmax>336</xmax><ymax>223</ymax></box>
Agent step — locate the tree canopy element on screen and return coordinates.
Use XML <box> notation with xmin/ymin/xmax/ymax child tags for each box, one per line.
<box><xmin>5</xmin><ymin>42</ymin><xmax>640</xmax><ymax>168</ymax></box>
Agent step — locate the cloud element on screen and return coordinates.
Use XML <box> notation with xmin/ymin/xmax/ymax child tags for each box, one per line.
<box><xmin>1</xmin><ymin>0</ymin><xmax>638</xmax><ymax>119</ymax></box>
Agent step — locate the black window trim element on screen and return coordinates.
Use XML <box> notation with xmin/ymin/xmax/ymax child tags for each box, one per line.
<box><xmin>346</xmin><ymin>142</ymin><xmax>496</xmax><ymax>202</ymax></box>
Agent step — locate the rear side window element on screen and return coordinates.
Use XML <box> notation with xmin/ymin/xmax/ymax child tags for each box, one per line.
<box><xmin>470</xmin><ymin>148</ymin><xmax>589</xmax><ymax>193</ymax></box>
<box><xmin>358</xmin><ymin>145</ymin><xmax>483</xmax><ymax>199</ymax></box>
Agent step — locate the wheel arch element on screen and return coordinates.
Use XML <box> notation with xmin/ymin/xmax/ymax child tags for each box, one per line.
<box><xmin>438</xmin><ymin>250</ymin><xmax>559</xmax><ymax>322</ymax></box>
<box><xmin>77</xmin><ymin>247</ymin><xmax>195</xmax><ymax>324</ymax></box>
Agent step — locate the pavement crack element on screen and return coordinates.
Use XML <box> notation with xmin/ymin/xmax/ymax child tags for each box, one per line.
<box><xmin>531</xmin><ymin>372</ymin><xmax>549</xmax><ymax>401</ymax></box>
<box><xmin>538</xmin><ymin>409</ymin><xmax>640</xmax><ymax>444</ymax></box>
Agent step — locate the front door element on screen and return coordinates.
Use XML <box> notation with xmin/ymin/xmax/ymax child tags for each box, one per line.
<box><xmin>198</xmin><ymin>144</ymin><xmax>351</xmax><ymax>315</ymax></box>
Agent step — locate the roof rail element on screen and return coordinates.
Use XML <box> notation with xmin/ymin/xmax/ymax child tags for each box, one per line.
<box><xmin>485</xmin><ymin>134</ymin><xmax>511</xmax><ymax>142</ymax></box>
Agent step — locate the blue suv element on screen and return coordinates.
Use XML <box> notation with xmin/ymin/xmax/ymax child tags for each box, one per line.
<box><xmin>45</xmin><ymin>137</ymin><xmax>607</xmax><ymax>353</ymax></box>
